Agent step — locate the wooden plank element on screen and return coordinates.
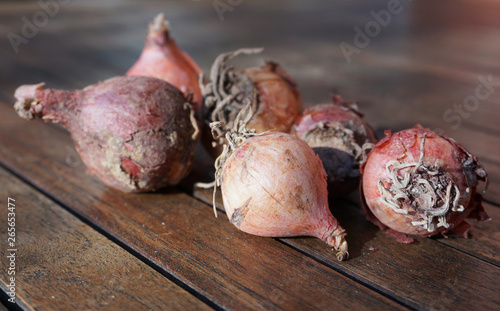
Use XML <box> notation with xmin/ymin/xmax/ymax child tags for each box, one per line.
<box><xmin>282</xmin><ymin>226</ymin><xmax>500</xmax><ymax>311</ymax></box>
<box><xmin>439</xmin><ymin>202</ymin><xmax>500</xmax><ymax>264</ymax></box>
<box><xmin>0</xmin><ymin>168</ymin><xmax>210</xmax><ymax>310</ymax></box>
<box><xmin>0</xmin><ymin>103</ymin><xmax>407</xmax><ymax>310</ymax></box>
<box><xmin>0</xmin><ymin>0</ymin><xmax>215</xmax><ymax>90</ymax></box>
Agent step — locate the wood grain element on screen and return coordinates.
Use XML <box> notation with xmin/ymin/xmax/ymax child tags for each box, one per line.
<box><xmin>439</xmin><ymin>202</ymin><xmax>500</xmax><ymax>264</ymax></box>
<box><xmin>0</xmin><ymin>167</ymin><xmax>210</xmax><ymax>311</ymax></box>
<box><xmin>0</xmin><ymin>102</ymin><xmax>406</xmax><ymax>310</ymax></box>
<box><xmin>284</xmin><ymin>230</ymin><xmax>500</xmax><ymax>311</ymax></box>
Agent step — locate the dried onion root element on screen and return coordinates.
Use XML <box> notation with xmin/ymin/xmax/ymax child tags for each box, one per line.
<box><xmin>360</xmin><ymin>125</ymin><xmax>489</xmax><ymax>242</ymax></box>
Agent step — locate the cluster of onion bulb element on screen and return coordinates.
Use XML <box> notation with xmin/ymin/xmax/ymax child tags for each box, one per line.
<box><xmin>201</xmin><ymin>47</ymin><xmax>489</xmax><ymax>257</ymax></box>
<box><xmin>12</xmin><ymin>13</ymin><xmax>490</xmax><ymax>262</ymax></box>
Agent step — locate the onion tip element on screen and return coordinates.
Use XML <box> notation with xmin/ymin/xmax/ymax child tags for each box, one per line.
<box><xmin>149</xmin><ymin>13</ymin><xmax>170</xmax><ymax>33</ymax></box>
<box><xmin>336</xmin><ymin>240</ymin><xmax>349</xmax><ymax>261</ymax></box>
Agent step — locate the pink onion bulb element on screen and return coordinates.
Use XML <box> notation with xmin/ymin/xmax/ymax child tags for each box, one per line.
<box><xmin>217</xmin><ymin>131</ymin><xmax>348</xmax><ymax>261</ymax></box>
<box><xmin>360</xmin><ymin>125</ymin><xmax>489</xmax><ymax>242</ymax></box>
<box><xmin>14</xmin><ymin>76</ymin><xmax>199</xmax><ymax>193</ymax></box>
<box><xmin>127</xmin><ymin>13</ymin><xmax>202</xmax><ymax>113</ymax></box>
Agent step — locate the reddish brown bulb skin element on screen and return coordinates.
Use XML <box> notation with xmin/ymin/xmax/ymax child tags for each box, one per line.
<box><xmin>127</xmin><ymin>14</ymin><xmax>202</xmax><ymax>113</ymax></box>
<box><xmin>14</xmin><ymin>76</ymin><xmax>198</xmax><ymax>193</ymax></box>
<box><xmin>220</xmin><ymin>132</ymin><xmax>348</xmax><ymax>260</ymax></box>
<box><xmin>360</xmin><ymin>126</ymin><xmax>488</xmax><ymax>241</ymax></box>
<box><xmin>291</xmin><ymin>96</ymin><xmax>377</xmax><ymax>195</ymax></box>
<box><xmin>242</xmin><ymin>62</ymin><xmax>302</xmax><ymax>133</ymax></box>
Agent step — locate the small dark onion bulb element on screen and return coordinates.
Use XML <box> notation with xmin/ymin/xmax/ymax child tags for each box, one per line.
<box><xmin>291</xmin><ymin>95</ymin><xmax>377</xmax><ymax>196</ymax></box>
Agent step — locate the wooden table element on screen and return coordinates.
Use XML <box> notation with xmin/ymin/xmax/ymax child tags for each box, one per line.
<box><xmin>1</xmin><ymin>0</ymin><xmax>499</xmax><ymax>310</ymax></box>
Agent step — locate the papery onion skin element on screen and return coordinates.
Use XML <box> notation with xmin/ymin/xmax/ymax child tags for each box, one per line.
<box><xmin>241</xmin><ymin>61</ymin><xmax>302</xmax><ymax>133</ymax></box>
<box><xmin>202</xmin><ymin>49</ymin><xmax>302</xmax><ymax>158</ymax></box>
<box><xmin>127</xmin><ymin>13</ymin><xmax>202</xmax><ymax>113</ymax></box>
<box><xmin>14</xmin><ymin>76</ymin><xmax>198</xmax><ymax>193</ymax></box>
<box><xmin>291</xmin><ymin>95</ymin><xmax>377</xmax><ymax>195</ymax></box>
<box><xmin>220</xmin><ymin>132</ymin><xmax>348</xmax><ymax>260</ymax></box>
<box><xmin>360</xmin><ymin>126</ymin><xmax>489</xmax><ymax>241</ymax></box>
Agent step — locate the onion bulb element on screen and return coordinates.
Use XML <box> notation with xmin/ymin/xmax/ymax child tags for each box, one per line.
<box><xmin>127</xmin><ymin>13</ymin><xmax>202</xmax><ymax>112</ymax></box>
<box><xmin>212</xmin><ymin>111</ymin><xmax>348</xmax><ymax>261</ymax></box>
<box><xmin>360</xmin><ymin>125</ymin><xmax>489</xmax><ymax>242</ymax></box>
<box><xmin>14</xmin><ymin>76</ymin><xmax>199</xmax><ymax>193</ymax></box>
<box><xmin>291</xmin><ymin>95</ymin><xmax>377</xmax><ymax>195</ymax></box>
<box><xmin>201</xmin><ymin>48</ymin><xmax>302</xmax><ymax>157</ymax></box>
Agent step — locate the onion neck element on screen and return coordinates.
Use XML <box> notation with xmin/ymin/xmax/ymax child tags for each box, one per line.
<box><xmin>147</xmin><ymin>13</ymin><xmax>171</xmax><ymax>47</ymax></box>
<box><xmin>14</xmin><ymin>83</ymin><xmax>77</xmax><ymax>125</ymax></box>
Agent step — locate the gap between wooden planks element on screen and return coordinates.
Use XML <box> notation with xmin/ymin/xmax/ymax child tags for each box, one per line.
<box><xmin>0</xmin><ymin>101</ymin><xmax>407</xmax><ymax>310</ymax></box>
<box><xmin>0</xmin><ymin>167</ymin><xmax>211</xmax><ymax>310</ymax></box>
<box><xmin>1</xmin><ymin>97</ymin><xmax>499</xmax><ymax>310</ymax></box>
